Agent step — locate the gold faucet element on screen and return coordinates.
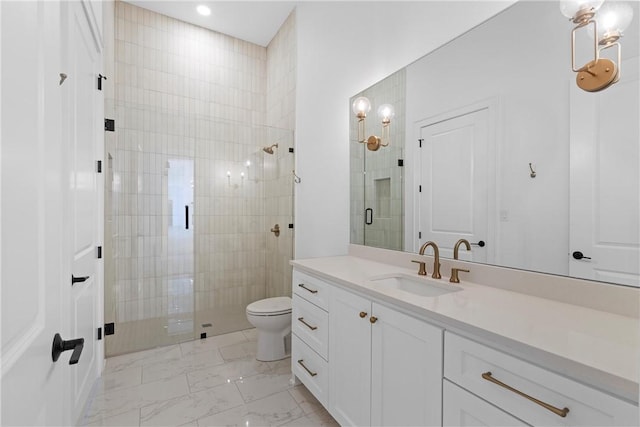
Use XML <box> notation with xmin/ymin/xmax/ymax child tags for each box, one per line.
<box><xmin>450</xmin><ymin>239</ymin><xmax>471</xmax><ymax>283</ymax></box>
<box><xmin>418</xmin><ymin>241</ymin><xmax>441</xmax><ymax>279</ymax></box>
<box><xmin>453</xmin><ymin>239</ymin><xmax>471</xmax><ymax>259</ymax></box>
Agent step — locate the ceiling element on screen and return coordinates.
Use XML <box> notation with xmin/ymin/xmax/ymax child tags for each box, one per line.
<box><xmin>124</xmin><ymin>1</ymin><xmax>297</xmax><ymax>47</ymax></box>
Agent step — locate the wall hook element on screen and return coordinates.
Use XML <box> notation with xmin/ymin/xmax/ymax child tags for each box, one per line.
<box><xmin>529</xmin><ymin>163</ymin><xmax>537</xmax><ymax>178</ymax></box>
<box><xmin>293</xmin><ymin>170</ymin><xmax>301</xmax><ymax>184</ymax></box>
<box><xmin>59</xmin><ymin>73</ymin><xmax>68</xmax><ymax>85</ymax></box>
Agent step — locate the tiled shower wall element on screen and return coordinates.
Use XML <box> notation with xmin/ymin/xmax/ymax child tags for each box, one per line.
<box><xmin>105</xmin><ymin>1</ymin><xmax>295</xmax><ymax>354</ymax></box>
<box><xmin>350</xmin><ymin>69</ymin><xmax>406</xmax><ymax>251</ymax></box>
<box><xmin>265</xmin><ymin>11</ymin><xmax>297</xmax><ymax>298</ymax></box>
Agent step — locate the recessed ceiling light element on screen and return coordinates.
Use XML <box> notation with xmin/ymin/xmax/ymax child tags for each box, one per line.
<box><xmin>196</xmin><ymin>5</ymin><xmax>211</xmax><ymax>16</ymax></box>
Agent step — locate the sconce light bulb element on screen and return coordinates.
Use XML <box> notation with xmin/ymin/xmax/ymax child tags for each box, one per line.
<box><xmin>196</xmin><ymin>5</ymin><xmax>211</xmax><ymax>16</ymax></box>
<box><xmin>559</xmin><ymin>0</ymin><xmax>604</xmax><ymax>21</ymax></box>
<box><xmin>227</xmin><ymin>171</ymin><xmax>231</xmax><ymax>177</ymax></box>
<box><xmin>241</xmin><ymin>172</ymin><xmax>245</xmax><ymax>178</ymax></box>
<box><xmin>596</xmin><ymin>2</ymin><xmax>633</xmax><ymax>39</ymax></box>
<box><xmin>352</xmin><ymin>96</ymin><xmax>371</xmax><ymax>117</ymax></box>
<box><xmin>377</xmin><ymin>104</ymin><xmax>395</xmax><ymax>122</ymax></box>
<box><xmin>245</xmin><ymin>160</ymin><xmax>251</xmax><ymax>167</ymax></box>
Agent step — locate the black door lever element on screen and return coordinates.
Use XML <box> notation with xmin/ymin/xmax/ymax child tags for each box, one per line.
<box><xmin>72</xmin><ymin>275</ymin><xmax>90</xmax><ymax>284</ymax></box>
<box><xmin>52</xmin><ymin>333</ymin><xmax>84</xmax><ymax>365</ymax></box>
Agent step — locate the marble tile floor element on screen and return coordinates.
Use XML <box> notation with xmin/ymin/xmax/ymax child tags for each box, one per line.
<box><xmin>82</xmin><ymin>329</ymin><xmax>338</xmax><ymax>427</ymax></box>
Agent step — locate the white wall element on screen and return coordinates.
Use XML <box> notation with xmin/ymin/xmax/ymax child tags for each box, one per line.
<box><xmin>294</xmin><ymin>1</ymin><xmax>516</xmax><ymax>259</ymax></box>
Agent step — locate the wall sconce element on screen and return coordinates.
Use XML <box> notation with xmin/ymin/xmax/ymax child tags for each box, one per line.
<box><xmin>352</xmin><ymin>96</ymin><xmax>394</xmax><ymax>151</ymax></box>
<box><xmin>561</xmin><ymin>0</ymin><xmax>633</xmax><ymax>92</ymax></box>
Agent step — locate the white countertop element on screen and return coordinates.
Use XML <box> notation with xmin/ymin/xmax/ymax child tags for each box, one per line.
<box><xmin>291</xmin><ymin>255</ymin><xmax>639</xmax><ymax>403</ymax></box>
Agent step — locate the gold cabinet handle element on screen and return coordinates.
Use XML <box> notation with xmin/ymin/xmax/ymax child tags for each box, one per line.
<box><xmin>359</xmin><ymin>311</ymin><xmax>368</xmax><ymax>318</ymax></box>
<box><xmin>369</xmin><ymin>316</ymin><xmax>378</xmax><ymax>324</ymax></box>
<box><xmin>298</xmin><ymin>283</ymin><xmax>318</xmax><ymax>294</ymax></box>
<box><xmin>297</xmin><ymin>317</ymin><xmax>317</xmax><ymax>331</ymax></box>
<box><xmin>297</xmin><ymin>359</ymin><xmax>317</xmax><ymax>377</ymax></box>
<box><xmin>481</xmin><ymin>372</ymin><xmax>569</xmax><ymax>418</ymax></box>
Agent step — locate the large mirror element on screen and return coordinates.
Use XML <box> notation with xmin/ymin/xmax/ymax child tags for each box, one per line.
<box><xmin>350</xmin><ymin>0</ymin><xmax>640</xmax><ymax>287</ymax></box>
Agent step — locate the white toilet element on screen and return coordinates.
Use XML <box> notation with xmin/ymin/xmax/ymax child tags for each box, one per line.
<box><xmin>246</xmin><ymin>296</ymin><xmax>292</xmax><ymax>361</ymax></box>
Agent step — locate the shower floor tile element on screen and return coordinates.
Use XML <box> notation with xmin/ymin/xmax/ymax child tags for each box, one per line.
<box><xmin>82</xmin><ymin>329</ymin><xmax>338</xmax><ymax>427</ymax></box>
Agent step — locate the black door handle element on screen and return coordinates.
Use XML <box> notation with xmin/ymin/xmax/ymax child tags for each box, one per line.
<box><xmin>71</xmin><ymin>275</ymin><xmax>90</xmax><ymax>284</ymax></box>
<box><xmin>365</xmin><ymin>208</ymin><xmax>373</xmax><ymax>225</ymax></box>
<box><xmin>471</xmin><ymin>240</ymin><xmax>486</xmax><ymax>247</ymax></box>
<box><xmin>572</xmin><ymin>251</ymin><xmax>591</xmax><ymax>260</ymax></box>
<box><xmin>185</xmin><ymin>205</ymin><xmax>189</xmax><ymax>230</ymax></box>
<box><xmin>52</xmin><ymin>333</ymin><xmax>84</xmax><ymax>365</ymax></box>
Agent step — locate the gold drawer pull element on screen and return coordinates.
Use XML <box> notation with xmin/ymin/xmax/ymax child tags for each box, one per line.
<box><xmin>298</xmin><ymin>283</ymin><xmax>318</xmax><ymax>294</ymax></box>
<box><xmin>369</xmin><ymin>316</ymin><xmax>378</xmax><ymax>324</ymax></box>
<box><xmin>359</xmin><ymin>311</ymin><xmax>368</xmax><ymax>318</ymax></box>
<box><xmin>482</xmin><ymin>372</ymin><xmax>570</xmax><ymax>418</ymax></box>
<box><xmin>297</xmin><ymin>317</ymin><xmax>318</xmax><ymax>331</ymax></box>
<box><xmin>297</xmin><ymin>359</ymin><xmax>317</xmax><ymax>377</ymax></box>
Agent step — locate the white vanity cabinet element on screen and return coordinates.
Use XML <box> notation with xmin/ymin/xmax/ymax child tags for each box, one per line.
<box><xmin>329</xmin><ymin>285</ymin><xmax>443</xmax><ymax>427</ymax></box>
<box><xmin>292</xmin><ymin>265</ymin><xmax>639</xmax><ymax>427</ymax></box>
<box><xmin>291</xmin><ymin>270</ymin><xmax>331</xmax><ymax>407</ymax></box>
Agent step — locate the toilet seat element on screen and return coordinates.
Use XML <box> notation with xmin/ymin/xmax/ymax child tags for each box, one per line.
<box><xmin>246</xmin><ymin>297</ymin><xmax>292</xmax><ymax>316</ymax></box>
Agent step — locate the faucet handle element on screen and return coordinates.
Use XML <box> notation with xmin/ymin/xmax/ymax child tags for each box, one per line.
<box><xmin>450</xmin><ymin>267</ymin><xmax>470</xmax><ymax>284</ymax></box>
<box><xmin>411</xmin><ymin>260</ymin><xmax>427</xmax><ymax>276</ymax></box>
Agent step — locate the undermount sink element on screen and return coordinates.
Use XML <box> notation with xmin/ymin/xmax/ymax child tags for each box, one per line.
<box><xmin>368</xmin><ymin>274</ymin><xmax>462</xmax><ymax>297</ymax></box>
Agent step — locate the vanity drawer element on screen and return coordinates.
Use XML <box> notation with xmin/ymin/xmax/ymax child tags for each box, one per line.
<box><xmin>292</xmin><ymin>294</ymin><xmax>329</xmax><ymax>359</ymax></box>
<box><xmin>293</xmin><ymin>270</ymin><xmax>330</xmax><ymax>310</ymax></box>
<box><xmin>443</xmin><ymin>379</ymin><xmax>529</xmax><ymax>426</ymax></box>
<box><xmin>444</xmin><ymin>332</ymin><xmax>638</xmax><ymax>426</ymax></box>
<box><xmin>292</xmin><ymin>334</ymin><xmax>328</xmax><ymax>407</ymax></box>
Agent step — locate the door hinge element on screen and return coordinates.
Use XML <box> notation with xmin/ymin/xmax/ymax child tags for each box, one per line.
<box><xmin>104</xmin><ymin>323</ymin><xmax>115</xmax><ymax>336</ymax></box>
<box><xmin>97</xmin><ymin>74</ymin><xmax>107</xmax><ymax>90</ymax></box>
<box><xmin>288</xmin><ymin>223</ymin><xmax>294</xmax><ymax>229</ymax></box>
<box><xmin>288</xmin><ymin>147</ymin><xmax>294</xmax><ymax>153</ymax></box>
<box><xmin>104</xmin><ymin>118</ymin><xmax>115</xmax><ymax>132</ymax></box>
<box><xmin>398</xmin><ymin>159</ymin><xmax>404</xmax><ymax>167</ymax></box>
<box><xmin>96</xmin><ymin>160</ymin><xmax>102</xmax><ymax>173</ymax></box>
<box><xmin>419</xmin><ymin>232</ymin><xmax>422</xmax><ymax>239</ymax></box>
<box><xmin>96</xmin><ymin>246</ymin><xmax>102</xmax><ymax>259</ymax></box>
<box><xmin>97</xmin><ymin>327</ymin><xmax>102</xmax><ymax>340</ymax></box>
<box><xmin>419</xmin><ymin>185</ymin><xmax>422</xmax><ymax>192</ymax></box>
<box><xmin>418</xmin><ymin>138</ymin><xmax>423</xmax><ymax>148</ymax></box>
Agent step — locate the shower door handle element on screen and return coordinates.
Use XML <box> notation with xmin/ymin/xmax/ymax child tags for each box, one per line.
<box><xmin>185</xmin><ymin>205</ymin><xmax>189</xmax><ymax>230</ymax></box>
<box><xmin>365</xmin><ymin>208</ymin><xmax>373</xmax><ymax>225</ymax></box>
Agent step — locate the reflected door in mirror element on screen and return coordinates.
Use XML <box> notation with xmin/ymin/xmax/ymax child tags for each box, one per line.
<box><xmin>418</xmin><ymin>107</ymin><xmax>490</xmax><ymax>262</ymax></box>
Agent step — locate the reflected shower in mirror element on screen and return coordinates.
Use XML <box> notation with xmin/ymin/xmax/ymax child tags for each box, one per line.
<box><xmin>350</xmin><ymin>0</ymin><xmax>639</xmax><ymax>287</ymax></box>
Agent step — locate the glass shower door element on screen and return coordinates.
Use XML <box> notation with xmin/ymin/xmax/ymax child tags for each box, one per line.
<box><xmin>166</xmin><ymin>158</ymin><xmax>195</xmax><ymax>338</ymax></box>
<box><xmin>105</xmin><ymin>151</ymin><xmax>196</xmax><ymax>356</ymax></box>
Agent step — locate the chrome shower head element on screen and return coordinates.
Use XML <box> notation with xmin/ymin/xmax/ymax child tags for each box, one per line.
<box><xmin>262</xmin><ymin>143</ymin><xmax>278</xmax><ymax>154</ymax></box>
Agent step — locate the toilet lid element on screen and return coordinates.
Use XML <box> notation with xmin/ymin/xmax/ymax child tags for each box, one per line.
<box><xmin>246</xmin><ymin>297</ymin><xmax>292</xmax><ymax>315</ymax></box>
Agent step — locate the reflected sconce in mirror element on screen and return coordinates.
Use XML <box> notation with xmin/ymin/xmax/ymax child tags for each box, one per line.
<box><xmin>352</xmin><ymin>96</ymin><xmax>395</xmax><ymax>151</ymax></box>
<box><xmin>561</xmin><ymin>0</ymin><xmax>633</xmax><ymax>92</ymax></box>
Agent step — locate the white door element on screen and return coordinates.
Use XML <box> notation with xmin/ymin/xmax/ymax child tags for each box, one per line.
<box><xmin>328</xmin><ymin>287</ymin><xmax>372</xmax><ymax>427</ymax></box>
<box><xmin>1</xmin><ymin>1</ymin><xmax>67</xmax><ymax>425</ymax></box>
<box><xmin>62</xmin><ymin>0</ymin><xmax>103</xmax><ymax>421</ymax></box>
<box><xmin>569</xmin><ymin>57</ymin><xmax>640</xmax><ymax>287</ymax></box>
<box><xmin>371</xmin><ymin>303</ymin><xmax>442</xmax><ymax>426</ymax></box>
<box><xmin>418</xmin><ymin>107</ymin><xmax>490</xmax><ymax>262</ymax></box>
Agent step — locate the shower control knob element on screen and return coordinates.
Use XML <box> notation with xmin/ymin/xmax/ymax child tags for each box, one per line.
<box><xmin>572</xmin><ymin>251</ymin><xmax>591</xmax><ymax>260</ymax></box>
